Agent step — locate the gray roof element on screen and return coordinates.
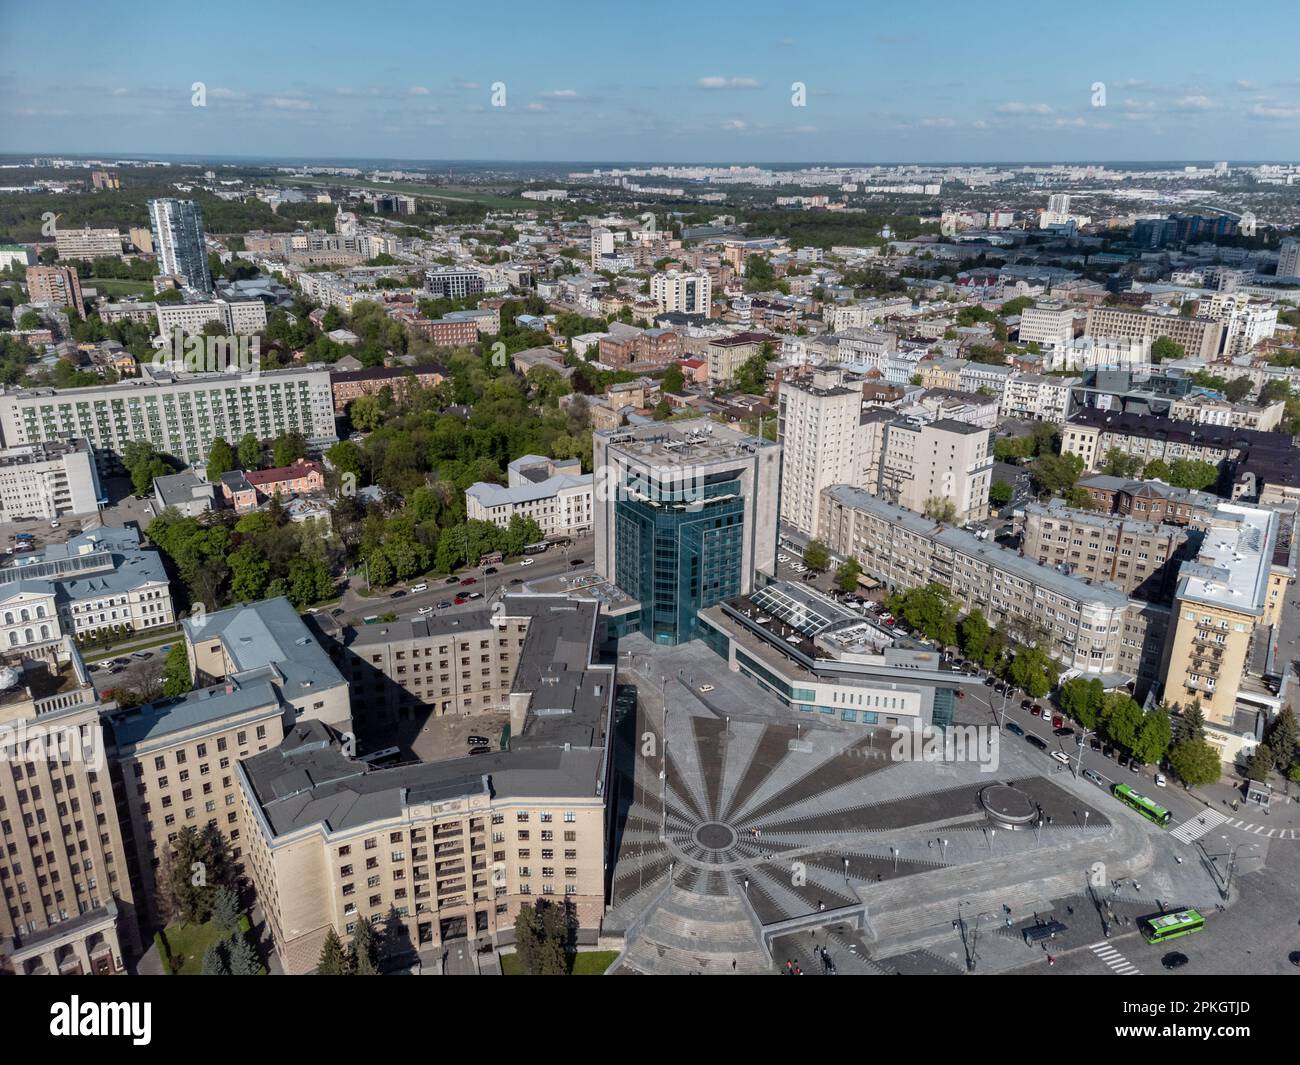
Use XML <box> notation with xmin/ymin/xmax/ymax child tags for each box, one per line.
<box><xmin>182</xmin><ymin>596</ymin><xmax>347</xmax><ymax>700</ymax></box>
<box><xmin>466</xmin><ymin>471</ymin><xmax>591</xmax><ymax>509</ymax></box>
<box><xmin>106</xmin><ymin>679</ymin><xmax>281</xmax><ymax>749</ymax></box>
<box><xmin>0</xmin><ymin>526</ymin><xmax>169</xmax><ymax>604</ymax></box>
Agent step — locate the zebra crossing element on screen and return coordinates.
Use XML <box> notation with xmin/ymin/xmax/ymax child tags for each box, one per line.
<box><xmin>1090</xmin><ymin>941</ymin><xmax>1140</xmax><ymax>975</ymax></box>
<box><xmin>1168</xmin><ymin>807</ymin><xmax>1231</xmax><ymax>844</ymax></box>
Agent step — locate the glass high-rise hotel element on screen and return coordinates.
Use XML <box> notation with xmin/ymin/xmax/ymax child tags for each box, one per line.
<box><xmin>149</xmin><ymin>197</ymin><xmax>213</xmax><ymax>292</ymax></box>
<box><xmin>594</xmin><ymin>420</ymin><xmax>780</xmax><ymax>644</ymax></box>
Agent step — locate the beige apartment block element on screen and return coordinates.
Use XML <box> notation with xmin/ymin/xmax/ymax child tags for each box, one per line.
<box><xmin>1083</xmin><ymin>306</ymin><xmax>1225</xmax><ymax>362</ymax></box>
<box><xmin>0</xmin><ymin>639</ymin><xmax>137</xmax><ymax>975</ymax></box>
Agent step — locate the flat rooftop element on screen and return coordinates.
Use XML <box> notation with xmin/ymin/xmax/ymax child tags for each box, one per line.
<box><xmin>597</xmin><ymin>418</ymin><xmax>776</xmax><ymax>467</ymax></box>
<box><xmin>1176</xmin><ymin>503</ymin><xmax>1277</xmax><ymax>616</ymax></box>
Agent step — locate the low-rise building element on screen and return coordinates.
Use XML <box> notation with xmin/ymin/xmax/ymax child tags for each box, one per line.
<box><xmin>465</xmin><ymin>455</ymin><xmax>593</xmax><ymax>538</ymax></box>
<box><xmin>153</xmin><ymin>470</ymin><xmax>218</xmax><ymax>517</ymax></box>
<box><xmin>329</xmin><ymin>364</ymin><xmax>446</xmax><ymax>415</ymax></box>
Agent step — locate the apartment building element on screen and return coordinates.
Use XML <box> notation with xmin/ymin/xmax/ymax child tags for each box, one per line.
<box><xmin>597</xmin><ymin>327</ymin><xmax>682</xmax><ymax>372</ymax></box>
<box><xmin>102</xmin><ymin>597</ymin><xmax>351</xmax><ymax>923</ymax></box>
<box><xmin>1076</xmin><ymin>474</ymin><xmax>1221</xmax><ymax>526</ymax></box>
<box><xmin>1000</xmin><ymin>373</ymin><xmax>1079</xmax><ymax>423</ymax></box>
<box><xmin>328</xmin><ymin>364</ymin><xmax>445</xmax><ymax>415</ymax></box>
<box><xmin>0</xmin><ymin>526</ymin><xmax>173</xmax><ymax>647</ymax></box>
<box><xmin>405</xmin><ymin>317</ymin><xmax>479</xmax><ymax>348</ymax></box>
<box><xmin>650</xmin><ymin>269</ymin><xmax>712</xmax><ymax>316</ymax></box>
<box><xmin>1017</xmin><ymin>302</ymin><xmax>1076</xmax><ymax>349</ymax></box>
<box><xmin>54</xmin><ymin>227</ymin><xmax>122</xmax><ymax>261</ymax></box>
<box><xmin>818</xmin><ymin>485</ymin><xmax>1166</xmax><ymax>688</ymax></box>
<box><xmin>0</xmin><ymin>365</ymin><xmax>338</xmax><ymax>471</ymax></box>
<box><xmin>1060</xmin><ymin>409</ymin><xmax>1300</xmax><ymax>504</ymax></box>
<box><xmin>1162</xmin><ymin>503</ymin><xmax>1293</xmax><ymax>764</ymax></box>
<box><xmin>148</xmin><ymin>199</ymin><xmax>212</xmax><ymax>292</ymax></box>
<box><xmin>1168</xmin><ymin>393</ymin><xmax>1285</xmax><ymax>432</ymax></box>
<box><xmin>917</xmin><ymin>358</ymin><xmax>968</xmax><ymax>391</ymax></box>
<box><xmin>25</xmin><ymin>265</ymin><xmax>85</xmax><ymax>319</ymax></box>
<box><xmin>705</xmin><ymin>332</ymin><xmax>773</xmax><ymax>386</ymax></box>
<box><xmin>777</xmin><ymin>370</ymin><xmax>867</xmax><ymax>538</ymax></box>
<box><xmin>1083</xmin><ymin>307</ymin><xmax>1225</xmax><ymax>362</ymax></box>
<box><xmin>0</xmin><ymin>639</ymin><xmax>139</xmax><ymax>975</ymax></box>
<box><xmin>860</xmin><ymin>412</ymin><xmax>993</xmax><ymax>524</ymax></box>
<box><xmin>1021</xmin><ymin>500</ymin><xmax>1192</xmax><ymax>600</ymax></box>
<box><xmin>0</xmin><ymin>439</ymin><xmax>102</xmax><ymax>521</ymax></box>
<box><xmin>465</xmin><ymin>455</ymin><xmax>593</xmax><ymax>539</ymax></box>
<box><xmin>959</xmin><ymin>362</ymin><xmax>1018</xmax><ymax>401</ymax></box>
<box><xmin>239</xmin><ymin>595</ymin><xmax>613</xmax><ymax>973</ymax></box>
<box><xmin>1279</xmin><ymin>237</ymin><xmax>1300</xmax><ymax>281</ymax></box>
<box><xmin>155</xmin><ymin>299</ymin><xmax>267</xmax><ymax>337</ymax></box>
<box><xmin>909</xmin><ymin>388</ymin><xmax>1001</xmax><ymax>430</ymax></box>
<box><xmin>424</xmin><ymin>269</ymin><xmax>485</xmax><ymax>301</ymax></box>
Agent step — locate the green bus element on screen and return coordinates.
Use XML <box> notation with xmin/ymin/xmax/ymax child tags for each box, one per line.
<box><xmin>1111</xmin><ymin>783</ymin><xmax>1171</xmax><ymax>826</ymax></box>
<box><xmin>1140</xmin><ymin>908</ymin><xmax>1205</xmax><ymax>944</ymax></box>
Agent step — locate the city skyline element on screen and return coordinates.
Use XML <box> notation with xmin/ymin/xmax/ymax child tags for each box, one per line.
<box><xmin>3</xmin><ymin>0</ymin><xmax>1300</xmax><ymax>163</ymax></box>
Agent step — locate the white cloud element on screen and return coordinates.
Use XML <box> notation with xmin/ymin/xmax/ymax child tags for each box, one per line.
<box><xmin>1173</xmin><ymin>94</ymin><xmax>1214</xmax><ymax>110</ymax></box>
<box><xmin>525</xmin><ymin>102</ymin><xmax>546</xmax><ymax>112</ymax></box>
<box><xmin>697</xmin><ymin>76</ymin><xmax>760</xmax><ymax>90</ymax></box>
<box><xmin>1249</xmin><ymin>103</ymin><xmax>1300</xmax><ymax>121</ymax></box>
<box><xmin>996</xmin><ymin>101</ymin><xmax>1054</xmax><ymax>115</ymax></box>
<box><xmin>722</xmin><ymin>118</ymin><xmax>748</xmax><ymax>130</ymax></box>
<box><xmin>267</xmin><ymin>96</ymin><xmax>314</xmax><ymax>111</ymax></box>
<box><xmin>408</xmin><ymin>86</ymin><xmax>431</xmax><ymax>95</ymax></box>
<box><xmin>540</xmin><ymin>89</ymin><xmax>580</xmax><ymax>99</ymax></box>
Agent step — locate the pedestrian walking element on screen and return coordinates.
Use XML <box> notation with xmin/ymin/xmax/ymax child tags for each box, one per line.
<box><xmin>732</xmin><ymin>959</ymin><xmax>737</xmax><ymax>971</ymax></box>
<box><xmin>1047</xmin><ymin>954</ymin><xmax>1054</xmax><ymax>966</ymax></box>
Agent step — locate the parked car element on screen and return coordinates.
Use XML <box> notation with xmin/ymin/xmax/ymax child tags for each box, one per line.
<box><xmin>410</xmin><ymin>583</ymin><xmax>428</xmax><ymax>593</ymax></box>
<box><xmin>698</xmin><ymin>684</ymin><xmax>715</xmax><ymax>693</ymax></box>
<box><xmin>469</xmin><ymin>746</ymin><xmax>491</xmax><ymax>755</ymax></box>
<box><xmin>509</xmin><ymin>578</ymin><xmax>523</xmax><ymax>585</ymax></box>
<box><xmin>1051</xmin><ymin>714</ymin><xmax>1064</xmax><ymax>729</ymax></box>
<box><xmin>1130</xmin><ymin>759</ymin><xmax>1145</xmax><ymax>773</ymax></box>
<box><xmin>445</xmin><ymin>576</ymin><xmax>461</xmax><ymax>585</ymax></box>
<box><xmin>467</xmin><ymin>735</ymin><xmax>490</xmax><ymax>746</ymax></box>
<box><xmin>1154</xmin><ymin>773</ymin><xmax>1167</xmax><ymax>787</ymax></box>
<box><xmin>131</xmin><ymin>651</ymin><xmax>152</xmax><ymax>660</ymax></box>
<box><xmin>1053</xmin><ymin>726</ymin><xmax>1075</xmax><ymax>738</ymax></box>
<box><xmin>418</xmin><ymin>606</ymin><xmax>434</xmax><ymax>615</ymax></box>
<box><xmin>484</xmin><ymin>567</ymin><xmax>498</xmax><ymax>575</ymax></box>
<box><xmin>1089</xmin><ymin>737</ymin><xmax>1103</xmax><ymax>751</ymax></box>
<box><xmin>1020</xmin><ymin>699</ymin><xmax>1033</xmax><ymax>711</ymax></box>
<box><xmin>1082</xmin><ymin>768</ymin><xmax>1106</xmax><ymax>787</ymax></box>
<box><xmin>390</xmin><ymin>590</ymin><xmax>405</xmax><ymax>598</ymax></box>
<box><xmin>569</xmin><ymin>558</ymin><xmax>585</xmax><ymax>566</ymax></box>
<box><xmin>1006</xmin><ymin>722</ymin><xmax>1025</xmax><ymax>737</ymax></box>
<box><xmin>437</xmin><ymin>600</ymin><xmax>453</xmax><ymax>609</ymax></box>
<box><xmin>1025</xmin><ymin>734</ymin><xmax>1048</xmax><ymax>750</ymax></box>
<box><xmin>460</xmin><ymin>577</ymin><xmax>477</xmax><ymax>586</ymax></box>
<box><xmin>1050</xmin><ymin>750</ymin><xmax>1071</xmax><ymax>765</ymax></box>
<box><xmin>519</xmin><ymin>558</ymin><xmax>535</xmax><ymax>567</ymax></box>
<box><xmin>1117</xmin><ymin>754</ymin><xmax>1130</xmax><ymax>768</ymax></box>
<box><xmin>1161</xmin><ymin>952</ymin><xmax>1189</xmax><ymax>970</ymax></box>
<box><xmin>331</xmin><ymin>608</ymin><xmax>345</xmax><ymax>618</ymax></box>
<box><xmin>1029</xmin><ymin>704</ymin><xmax>1042</xmax><ymax>717</ymax></box>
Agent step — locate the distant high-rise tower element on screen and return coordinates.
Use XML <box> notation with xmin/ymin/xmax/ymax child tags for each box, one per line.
<box><xmin>1278</xmin><ymin>237</ymin><xmax>1300</xmax><ymax>281</ymax></box>
<box><xmin>148</xmin><ymin>198</ymin><xmax>212</xmax><ymax>292</ymax></box>
<box><xmin>1047</xmin><ymin>193</ymin><xmax>1071</xmax><ymax>216</ymax></box>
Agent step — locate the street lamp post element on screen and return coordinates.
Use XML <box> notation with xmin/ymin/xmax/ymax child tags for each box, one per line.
<box><xmin>891</xmin><ymin>846</ymin><xmax>899</xmax><ymax>873</ymax></box>
<box><xmin>940</xmin><ymin>838</ymin><xmax>948</xmax><ymax>863</ymax></box>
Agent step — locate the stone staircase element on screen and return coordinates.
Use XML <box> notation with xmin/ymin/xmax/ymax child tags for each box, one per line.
<box><xmin>618</xmin><ymin>882</ymin><xmax>771</xmax><ymax>975</ymax></box>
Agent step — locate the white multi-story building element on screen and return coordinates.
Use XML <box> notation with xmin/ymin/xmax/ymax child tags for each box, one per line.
<box><xmin>53</xmin><ymin>227</ymin><xmax>123</xmax><ymax>260</ymax></box>
<box><xmin>650</xmin><ymin>269</ymin><xmax>712</xmax><ymax>315</ymax></box>
<box><xmin>465</xmin><ymin>455</ymin><xmax>593</xmax><ymax>538</ymax></box>
<box><xmin>1278</xmin><ymin>237</ymin><xmax>1300</xmax><ymax>281</ymax></box>
<box><xmin>1017</xmin><ymin>302</ymin><xmax>1076</xmax><ymax>349</ymax></box>
<box><xmin>155</xmin><ymin>298</ymin><xmax>268</xmax><ymax>337</ymax></box>
<box><xmin>777</xmin><ymin>370</ymin><xmax>867</xmax><ymax>538</ymax></box>
<box><xmin>590</xmin><ymin>227</ymin><xmax>615</xmax><ymax>270</ymax></box>
<box><xmin>1000</xmin><ymin>373</ymin><xmax>1079</xmax><ymax>424</ymax></box>
<box><xmin>0</xmin><ymin>439</ymin><xmax>102</xmax><ymax>521</ymax></box>
<box><xmin>0</xmin><ymin>366</ymin><xmax>337</xmax><ymax>471</ymax></box>
<box><xmin>958</xmin><ymin>362</ymin><xmax>1018</xmax><ymax>400</ymax></box>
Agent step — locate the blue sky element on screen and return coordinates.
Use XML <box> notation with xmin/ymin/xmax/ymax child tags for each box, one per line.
<box><xmin>3</xmin><ymin>0</ymin><xmax>1299</xmax><ymax>163</ymax></box>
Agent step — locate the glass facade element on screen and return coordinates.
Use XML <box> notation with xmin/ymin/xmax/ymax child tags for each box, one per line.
<box><xmin>615</xmin><ymin>474</ymin><xmax>745</xmax><ymax>645</ymax></box>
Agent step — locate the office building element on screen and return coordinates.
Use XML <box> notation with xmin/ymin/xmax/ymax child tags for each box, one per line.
<box><xmin>999</xmin><ymin>373</ymin><xmax>1079</xmax><ymax>424</ymax></box>
<box><xmin>594</xmin><ymin>419</ymin><xmax>780</xmax><ymax>645</ymax></box>
<box><xmin>0</xmin><ymin>365</ymin><xmax>338</xmax><ymax>472</ymax></box>
<box><xmin>465</xmin><ymin>455</ymin><xmax>593</xmax><ymax>538</ymax></box>
<box><xmin>240</xmin><ymin>595</ymin><xmax>613</xmax><ymax>973</ymax></box>
<box><xmin>148</xmin><ymin>199</ymin><xmax>212</xmax><ymax>293</ymax></box>
<box><xmin>1162</xmin><ymin>503</ymin><xmax>1293</xmax><ymax>764</ymax></box>
<box><xmin>155</xmin><ymin>298</ymin><xmax>267</xmax><ymax>337</ymax></box>
<box><xmin>25</xmin><ymin>266</ymin><xmax>85</xmax><ymax>319</ymax></box>
<box><xmin>590</xmin><ymin>227</ymin><xmax>614</xmax><ymax>270</ymax></box>
<box><xmin>1017</xmin><ymin>302</ymin><xmax>1076</xmax><ymax>349</ymax></box>
<box><xmin>54</xmin><ymin>227</ymin><xmax>122</xmax><ymax>261</ymax></box>
<box><xmin>1278</xmin><ymin>237</ymin><xmax>1300</xmax><ymax>281</ymax></box>
<box><xmin>0</xmin><ymin>638</ymin><xmax>139</xmax><ymax>975</ymax></box>
<box><xmin>0</xmin><ymin>245</ymin><xmax>36</xmax><ymax>271</ymax></box>
<box><xmin>0</xmin><ymin>439</ymin><xmax>102</xmax><ymax>521</ymax></box>
<box><xmin>1083</xmin><ymin>307</ymin><xmax>1225</xmax><ymax>362</ymax></box>
<box><xmin>650</xmin><ymin>269</ymin><xmax>712</xmax><ymax>316</ymax></box>
<box><xmin>777</xmin><ymin>370</ymin><xmax>866</xmax><ymax>538</ymax></box>
<box><xmin>424</xmin><ymin>269</ymin><xmax>484</xmax><ymax>301</ymax></box>
<box><xmin>860</xmin><ymin>412</ymin><xmax>993</xmax><ymax>524</ymax></box>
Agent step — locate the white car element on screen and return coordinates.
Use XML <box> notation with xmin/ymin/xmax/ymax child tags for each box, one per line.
<box><xmin>519</xmin><ymin>558</ymin><xmax>535</xmax><ymax>567</ymax></box>
<box><xmin>1050</xmin><ymin>751</ymin><xmax>1071</xmax><ymax>765</ymax></box>
<box><xmin>418</xmin><ymin>606</ymin><xmax>434</xmax><ymax>615</ymax></box>
<box><xmin>410</xmin><ymin>583</ymin><xmax>428</xmax><ymax>593</ymax></box>
<box><xmin>777</xmin><ymin>553</ymin><xmax>790</xmax><ymax>562</ymax></box>
<box><xmin>1154</xmin><ymin>773</ymin><xmax>1167</xmax><ymax>787</ymax></box>
<box><xmin>698</xmin><ymin>684</ymin><xmax>715</xmax><ymax>693</ymax></box>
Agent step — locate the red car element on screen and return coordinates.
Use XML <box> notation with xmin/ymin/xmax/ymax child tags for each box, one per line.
<box><xmin>1029</xmin><ymin>705</ymin><xmax>1043</xmax><ymax>717</ymax></box>
<box><xmin>460</xmin><ymin>577</ymin><xmax>477</xmax><ymax>586</ymax></box>
<box><xmin>1052</xmin><ymin>714</ymin><xmax>1064</xmax><ymax>729</ymax></box>
<box><xmin>454</xmin><ymin>595</ymin><xmax>467</xmax><ymax>605</ymax></box>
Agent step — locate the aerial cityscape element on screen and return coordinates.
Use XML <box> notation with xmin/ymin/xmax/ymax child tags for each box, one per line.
<box><xmin>1</xmin><ymin>2</ymin><xmax>1298</xmax><ymax>1016</ymax></box>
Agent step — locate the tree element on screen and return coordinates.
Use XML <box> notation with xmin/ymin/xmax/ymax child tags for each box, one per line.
<box><xmin>201</xmin><ymin>941</ymin><xmax>231</xmax><ymax>976</ymax></box>
<box><xmin>1100</xmin><ymin>448</ymin><xmax>1144</xmax><ymax>479</ymax></box>
<box><xmin>317</xmin><ymin>928</ymin><xmax>348</xmax><ymax>975</ymax></box>
<box><xmin>661</xmin><ymin>362</ymin><xmax>685</xmax><ymax>394</ymax></box>
<box><xmin>211</xmin><ymin>886</ymin><xmax>242</xmax><ymax>935</ymax></box>
<box><xmin>226</xmin><ymin>932</ymin><xmax>261</xmax><ymax>976</ymax></box>
<box><xmin>802</xmin><ymin>540</ymin><xmax>830</xmax><ymax>573</ymax></box>
<box><xmin>271</xmin><ymin>431</ymin><xmax>307</xmax><ymax>468</ymax></box>
<box><xmin>1224</xmin><ymin>377</ymin><xmax>1253</xmax><ymax>403</ymax></box>
<box><xmin>161</xmin><ymin>641</ymin><xmax>192</xmax><ymax>698</ymax></box>
<box><xmin>1143</xmin><ymin>458</ymin><xmax>1171</xmax><ymax>482</ymax></box>
<box><xmin>959</xmin><ymin>609</ymin><xmax>991</xmax><ymax>662</ymax></box>
<box><xmin>1030</xmin><ymin>452</ymin><xmax>1084</xmax><ymax>497</ymax></box>
<box><xmin>1168</xmin><ymin>740</ymin><xmax>1222</xmax><ymax>787</ymax></box>
<box><xmin>1259</xmin><ymin>379</ymin><xmax>1291</xmax><ymax>405</ymax></box>
<box><xmin>349</xmin><ymin>916</ymin><xmax>380</xmax><ymax>975</ymax></box>
<box><xmin>834</xmin><ymin>557</ymin><xmax>862</xmax><ymax>593</ymax></box>
<box><xmin>1008</xmin><ymin>646</ymin><xmax>1057</xmax><ymax>699</ymax></box>
<box><xmin>1264</xmin><ymin>706</ymin><xmax>1298</xmax><ymax>774</ymax></box>
<box><xmin>989</xmin><ymin>480</ymin><xmax>1013</xmax><ymax>507</ymax></box>
<box><xmin>1244</xmin><ymin>744</ymin><xmax>1275</xmax><ymax>782</ymax></box>
<box><xmin>1167</xmin><ymin>458</ymin><xmax>1219</xmax><ymax>491</ymax></box>
<box><xmin>1132</xmin><ymin>707</ymin><xmax>1173</xmax><ymax>766</ymax></box>
<box><xmin>237</xmin><ymin>432</ymin><xmax>262</xmax><ymax>470</ymax></box>
<box><xmin>1150</xmin><ymin>336</ymin><xmax>1184</xmax><ymax>363</ymax></box>
<box><xmin>1180</xmin><ymin>700</ymin><xmax>1206</xmax><ymax>743</ymax></box>
<box><xmin>206</xmin><ymin>437</ymin><xmax>235</xmax><ymax>483</ymax></box>
<box><xmin>1101</xmin><ymin>692</ymin><xmax>1144</xmax><ymax>752</ymax></box>
<box><xmin>513</xmin><ymin>900</ymin><xmax>570</xmax><ymax>975</ymax></box>
<box><xmin>924</xmin><ymin>497</ymin><xmax>958</xmax><ymax>524</ymax></box>
<box><xmin>1059</xmin><ymin>676</ymin><xmax>1105</xmax><ymax>730</ymax></box>
<box><xmin>733</xmin><ymin>352</ymin><xmax>768</xmax><ymax>394</ymax></box>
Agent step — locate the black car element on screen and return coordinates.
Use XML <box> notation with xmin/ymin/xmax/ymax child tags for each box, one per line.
<box><xmin>331</xmin><ymin>608</ymin><xmax>345</xmax><ymax>617</ymax></box>
<box><xmin>1006</xmin><ymin>722</ymin><xmax>1025</xmax><ymax>737</ymax></box>
<box><xmin>1053</xmin><ymin>726</ymin><xmax>1075</xmax><ymax>737</ymax></box>
<box><xmin>1161</xmin><ymin>952</ymin><xmax>1189</xmax><ymax>970</ymax></box>
<box><xmin>445</xmin><ymin>576</ymin><xmax>460</xmax><ymax>585</ymax></box>
<box><xmin>569</xmin><ymin>558</ymin><xmax>585</xmax><ymax>566</ymax></box>
<box><xmin>509</xmin><ymin>578</ymin><xmax>523</xmax><ymax>585</ymax></box>
<box><xmin>1089</xmin><ymin>737</ymin><xmax>1103</xmax><ymax>751</ymax></box>
<box><xmin>469</xmin><ymin>746</ymin><xmax>491</xmax><ymax>756</ymax></box>
<box><xmin>1025</xmin><ymin>734</ymin><xmax>1048</xmax><ymax>750</ymax></box>
<box><xmin>390</xmin><ymin>590</ymin><xmax>405</xmax><ymax>598</ymax></box>
<box><xmin>437</xmin><ymin>600</ymin><xmax>453</xmax><ymax>609</ymax></box>
<box><xmin>467</xmin><ymin>735</ymin><xmax>489</xmax><ymax>746</ymax></box>
<box><xmin>984</xmin><ymin>676</ymin><xmax>996</xmax><ymax>687</ymax></box>
<box><xmin>484</xmin><ymin>567</ymin><xmax>498</xmax><ymax>575</ymax></box>
<box><xmin>1117</xmin><ymin>754</ymin><xmax>1130</xmax><ymax>768</ymax></box>
<box><xmin>1020</xmin><ymin>699</ymin><xmax>1033</xmax><ymax>711</ymax></box>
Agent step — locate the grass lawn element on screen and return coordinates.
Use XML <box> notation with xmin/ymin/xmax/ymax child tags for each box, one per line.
<box><xmin>501</xmin><ymin>949</ymin><xmax>618</xmax><ymax>975</ymax></box>
<box><xmin>162</xmin><ymin>921</ymin><xmax>223</xmax><ymax>975</ymax></box>
<box><xmin>84</xmin><ymin>277</ymin><xmax>153</xmax><ymax>297</ymax></box>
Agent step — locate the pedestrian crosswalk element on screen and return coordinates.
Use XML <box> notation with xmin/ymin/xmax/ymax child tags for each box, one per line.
<box><xmin>1090</xmin><ymin>941</ymin><xmax>1140</xmax><ymax>975</ymax></box>
<box><xmin>1169</xmin><ymin>807</ymin><xmax>1230</xmax><ymax>844</ymax></box>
